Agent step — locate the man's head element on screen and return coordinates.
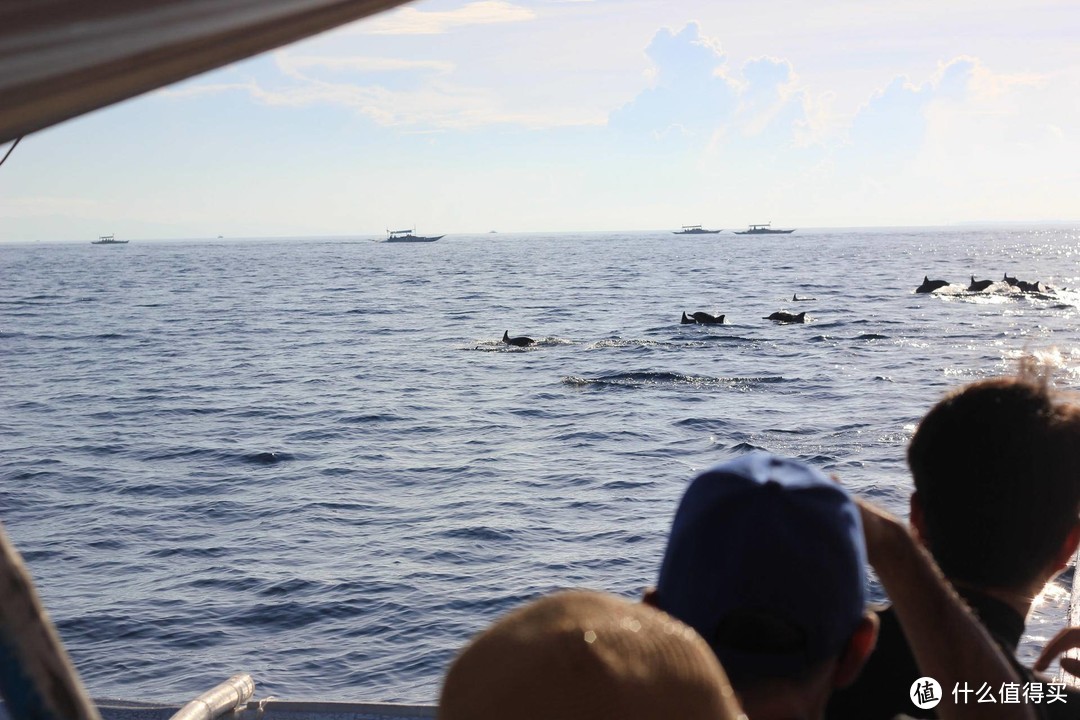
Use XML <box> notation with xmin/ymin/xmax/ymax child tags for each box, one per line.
<box><xmin>651</xmin><ymin>452</ymin><xmax>876</xmax><ymax>708</ymax></box>
<box><xmin>438</xmin><ymin>590</ymin><xmax>745</xmax><ymax>720</ymax></box>
<box><xmin>908</xmin><ymin>373</ymin><xmax>1080</xmax><ymax>592</ymax></box>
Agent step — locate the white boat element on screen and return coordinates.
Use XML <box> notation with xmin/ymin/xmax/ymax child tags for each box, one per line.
<box><xmin>733</xmin><ymin>223</ymin><xmax>795</xmax><ymax>235</ymax></box>
<box><xmin>385</xmin><ymin>228</ymin><xmax>444</xmax><ymax>243</ymax></box>
<box><xmin>91</xmin><ymin>235</ymin><xmax>128</xmax><ymax>245</ymax></box>
<box><xmin>672</xmin><ymin>225</ymin><xmax>721</xmax><ymax>235</ymax></box>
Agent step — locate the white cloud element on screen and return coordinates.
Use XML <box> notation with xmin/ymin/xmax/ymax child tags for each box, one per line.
<box><xmin>189</xmin><ymin>75</ymin><xmax>597</xmax><ymax>129</ymax></box>
<box><xmin>353</xmin><ymin>1</ymin><xmax>536</xmax><ymax>35</ymax></box>
<box><xmin>736</xmin><ymin>56</ymin><xmax>802</xmax><ymax>138</ymax></box>
<box><xmin>157</xmin><ymin>82</ymin><xmax>256</xmax><ymax>99</ymax></box>
<box><xmin>805</xmin><ymin>57</ymin><xmax>1080</xmax><ymax>224</ymax></box>
<box><xmin>609</xmin><ymin>24</ymin><xmax>816</xmax><ymax>152</ymax></box>
<box><xmin>276</xmin><ymin>54</ymin><xmax>455</xmax><ymax>76</ymax></box>
<box><xmin>915</xmin><ymin>63</ymin><xmax>1078</xmax><ymax>177</ymax></box>
<box><xmin>608</xmin><ymin>23</ymin><xmax>739</xmax><ymax>136</ymax></box>
<box><xmin>962</xmin><ymin>62</ymin><xmax>1048</xmax><ymax>103</ymax></box>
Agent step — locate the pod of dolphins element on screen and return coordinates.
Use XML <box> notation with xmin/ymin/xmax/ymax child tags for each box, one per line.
<box><xmin>505</xmin><ymin>273</ymin><xmax>1061</xmax><ymax>348</ymax></box>
<box><xmin>676</xmin><ymin>293</ymin><xmax>813</xmax><ymax>327</ymax></box>
<box><xmin>916</xmin><ymin>273</ymin><xmax>1053</xmax><ymax>295</ymax></box>
<box><xmin>502</xmin><ymin>294</ymin><xmax>812</xmax><ymax>348</ymax></box>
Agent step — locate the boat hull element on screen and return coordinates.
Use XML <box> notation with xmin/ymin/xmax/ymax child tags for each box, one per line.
<box><xmin>385</xmin><ymin>235</ymin><xmax>443</xmax><ymax>243</ymax></box>
<box><xmin>0</xmin><ymin>699</ymin><xmax>437</xmax><ymax>720</ymax></box>
<box><xmin>733</xmin><ymin>229</ymin><xmax>795</xmax><ymax>235</ymax></box>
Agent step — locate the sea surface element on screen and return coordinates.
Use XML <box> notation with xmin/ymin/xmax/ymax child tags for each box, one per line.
<box><xmin>3</xmin><ymin>227</ymin><xmax>1080</xmax><ymax>704</ymax></box>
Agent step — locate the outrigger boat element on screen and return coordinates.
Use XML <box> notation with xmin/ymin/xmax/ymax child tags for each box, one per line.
<box><xmin>385</xmin><ymin>228</ymin><xmax>444</xmax><ymax>243</ymax></box>
<box><xmin>672</xmin><ymin>225</ymin><xmax>722</xmax><ymax>235</ymax></box>
<box><xmin>734</xmin><ymin>223</ymin><xmax>795</xmax><ymax>235</ymax></box>
<box><xmin>91</xmin><ymin>234</ymin><xmax>127</xmax><ymax>245</ymax></box>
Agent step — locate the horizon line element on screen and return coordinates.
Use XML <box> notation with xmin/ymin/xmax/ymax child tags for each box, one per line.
<box><xmin>3</xmin><ymin>220</ymin><xmax>1080</xmax><ymax>244</ymax></box>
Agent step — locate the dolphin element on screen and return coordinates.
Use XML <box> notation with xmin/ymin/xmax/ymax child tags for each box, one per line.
<box><xmin>916</xmin><ymin>276</ymin><xmax>949</xmax><ymax>294</ymax></box>
<box><xmin>792</xmin><ymin>294</ymin><xmax>816</xmax><ymax>301</ymax></box>
<box><xmin>968</xmin><ymin>275</ymin><xmax>993</xmax><ymax>292</ymax></box>
<box><xmin>765</xmin><ymin>311</ymin><xmax>806</xmax><ymax>324</ymax></box>
<box><xmin>690</xmin><ymin>311</ymin><xmax>725</xmax><ymax>324</ymax></box>
<box><xmin>1002</xmin><ymin>274</ymin><xmax>1046</xmax><ymax>294</ymax></box>
<box><xmin>503</xmin><ymin>330</ymin><xmax>535</xmax><ymax>347</ymax></box>
<box><xmin>681</xmin><ymin>311</ymin><xmax>695</xmax><ymax>324</ymax></box>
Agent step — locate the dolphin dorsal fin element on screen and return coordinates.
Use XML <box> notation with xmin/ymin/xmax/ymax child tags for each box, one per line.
<box><xmin>923</xmin><ymin>276</ymin><xmax>929</xmax><ymax>283</ymax></box>
<box><xmin>797</xmin><ymin>312</ymin><xmax>806</xmax><ymax>320</ymax></box>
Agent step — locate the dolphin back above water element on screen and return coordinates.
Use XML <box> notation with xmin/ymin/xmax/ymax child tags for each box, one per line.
<box><xmin>682</xmin><ymin>311</ymin><xmax>724</xmax><ymax>324</ymax></box>
<box><xmin>916</xmin><ymin>275</ymin><xmax>950</xmax><ymax>294</ymax></box>
<box><xmin>765</xmin><ymin>311</ymin><xmax>806</xmax><ymax>323</ymax></box>
<box><xmin>968</xmin><ymin>275</ymin><xmax>994</xmax><ymax>292</ymax></box>
<box><xmin>691</xmin><ymin>311</ymin><xmax>724</xmax><ymax>324</ymax></box>
<box><xmin>1004</xmin><ymin>273</ymin><xmax>1046</xmax><ymax>293</ymax></box>
<box><xmin>502</xmin><ymin>330</ymin><xmax>535</xmax><ymax>347</ymax></box>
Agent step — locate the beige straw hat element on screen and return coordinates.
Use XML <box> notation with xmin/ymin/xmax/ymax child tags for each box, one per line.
<box><xmin>439</xmin><ymin>590</ymin><xmax>745</xmax><ymax>720</ymax></box>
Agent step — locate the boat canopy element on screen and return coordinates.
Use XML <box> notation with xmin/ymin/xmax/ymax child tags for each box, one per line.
<box><xmin>0</xmin><ymin>0</ymin><xmax>413</xmax><ymax>143</ymax></box>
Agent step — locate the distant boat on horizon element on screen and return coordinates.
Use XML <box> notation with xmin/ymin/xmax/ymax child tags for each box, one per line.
<box><xmin>673</xmin><ymin>225</ymin><xmax>722</xmax><ymax>235</ymax></box>
<box><xmin>91</xmin><ymin>234</ymin><xmax>128</xmax><ymax>245</ymax></box>
<box><xmin>733</xmin><ymin>223</ymin><xmax>795</xmax><ymax>235</ymax></box>
<box><xmin>385</xmin><ymin>228</ymin><xmax>444</xmax><ymax>243</ymax></box>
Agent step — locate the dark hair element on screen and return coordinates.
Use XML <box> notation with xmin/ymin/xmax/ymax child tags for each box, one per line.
<box><xmin>712</xmin><ymin>609</ymin><xmax>811</xmax><ymax>684</ymax></box>
<box><xmin>908</xmin><ymin>371</ymin><xmax>1080</xmax><ymax>589</ymax></box>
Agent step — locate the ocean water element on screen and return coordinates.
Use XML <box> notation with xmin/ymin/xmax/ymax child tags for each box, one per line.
<box><xmin>3</xmin><ymin>227</ymin><xmax>1080</xmax><ymax>704</ymax></box>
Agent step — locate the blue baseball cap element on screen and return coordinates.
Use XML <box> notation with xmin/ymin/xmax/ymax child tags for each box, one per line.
<box><xmin>655</xmin><ymin>452</ymin><xmax>867</xmax><ymax>680</ymax></box>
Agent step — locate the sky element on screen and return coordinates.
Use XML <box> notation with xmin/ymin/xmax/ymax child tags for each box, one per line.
<box><xmin>1</xmin><ymin>0</ymin><xmax>1078</xmax><ymax>241</ymax></box>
